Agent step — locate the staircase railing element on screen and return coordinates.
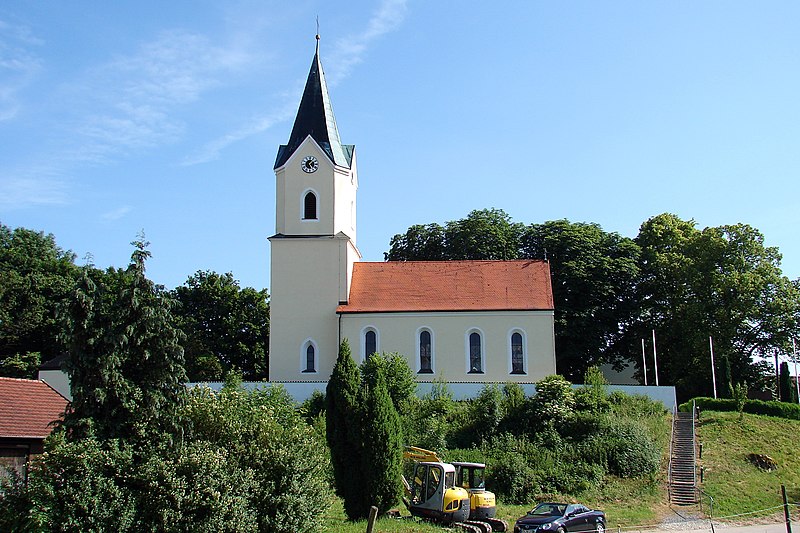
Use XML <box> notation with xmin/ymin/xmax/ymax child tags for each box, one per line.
<box><xmin>692</xmin><ymin>399</ymin><xmax>697</xmax><ymax>491</ymax></box>
<box><xmin>667</xmin><ymin>403</ymin><xmax>677</xmax><ymax>503</ymax></box>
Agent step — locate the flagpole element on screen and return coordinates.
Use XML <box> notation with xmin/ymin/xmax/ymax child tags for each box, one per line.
<box><xmin>709</xmin><ymin>336</ymin><xmax>717</xmax><ymax>399</ymax></box>
<box><xmin>641</xmin><ymin>338</ymin><xmax>648</xmax><ymax>386</ymax></box>
<box><xmin>794</xmin><ymin>338</ymin><xmax>799</xmax><ymax>404</ymax></box>
<box><xmin>652</xmin><ymin>329</ymin><xmax>659</xmax><ymax>387</ymax></box>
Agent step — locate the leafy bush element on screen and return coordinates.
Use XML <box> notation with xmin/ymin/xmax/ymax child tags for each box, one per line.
<box><xmin>574</xmin><ymin>366</ymin><xmax>611</xmax><ymax>413</ymax></box>
<box><xmin>484</xmin><ymin>434</ymin><xmax>542</xmax><ymax>504</ymax></box>
<box><xmin>300</xmin><ymin>389</ymin><xmax>326</xmax><ymax>422</ymax></box>
<box><xmin>27</xmin><ymin>438</ymin><xmax>137</xmax><ymax>532</ymax></box>
<box><xmin>602</xmin><ymin>420</ymin><xmax>661</xmax><ymax>477</ymax></box>
<box><xmin>186</xmin><ymin>384</ymin><xmax>331</xmax><ymax>533</ymax></box>
<box><xmin>531</xmin><ymin>375</ymin><xmax>575</xmax><ymax>421</ymax></box>
<box><xmin>136</xmin><ymin>442</ymin><xmax>256</xmax><ymax>532</ymax></box>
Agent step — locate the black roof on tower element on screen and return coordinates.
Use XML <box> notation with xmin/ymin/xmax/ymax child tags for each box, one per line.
<box><xmin>274</xmin><ymin>43</ymin><xmax>354</xmax><ymax>169</ymax></box>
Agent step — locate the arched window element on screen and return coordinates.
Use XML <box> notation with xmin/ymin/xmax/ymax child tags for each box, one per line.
<box><xmin>511</xmin><ymin>332</ymin><xmax>525</xmax><ymax>374</ymax></box>
<box><xmin>469</xmin><ymin>332</ymin><xmax>483</xmax><ymax>373</ymax></box>
<box><xmin>365</xmin><ymin>330</ymin><xmax>377</xmax><ymax>360</ymax></box>
<box><xmin>304</xmin><ymin>344</ymin><xmax>315</xmax><ymax>372</ymax></box>
<box><xmin>419</xmin><ymin>330</ymin><xmax>433</xmax><ymax>373</ymax></box>
<box><xmin>301</xmin><ymin>339</ymin><xmax>317</xmax><ymax>373</ymax></box>
<box><xmin>303</xmin><ymin>191</ymin><xmax>317</xmax><ymax>220</ymax></box>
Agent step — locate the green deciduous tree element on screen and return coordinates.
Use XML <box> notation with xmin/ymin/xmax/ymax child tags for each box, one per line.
<box><xmin>62</xmin><ymin>237</ymin><xmax>186</xmax><ymax>442</ymax></box>
<box><xmin>385</xmin><ymin>223</ymin><xmax>447</xmax><ymax>261</ymax></box>
<box><xmin>386</xmin><ymin>209</ymin><xmax>523</xmax><ymax>261</ymax></box>
<box><xmin>0</xmin><ymin>224</ymin><xmax>79</xmax><ymax>377</ymax></box>
<box><xmin>173</xmin><ymin>270</ymin><xmax>270</xmax><ymax>381</ymax></box>
<box><xmin>521</xmin><ymin>220</ymin><xmax>641</xmax><ymax>380</ymax></box>
<box><xmin>632</xmin><ymin>213</ymin><xmax>800</xmax><ymax>400</ymax></box>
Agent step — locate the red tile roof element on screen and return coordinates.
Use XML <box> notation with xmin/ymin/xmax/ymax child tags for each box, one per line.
<box><xmin>337</xmin><ymin>260</ymin><xmax>553</xmax><ymax>313</ymax></box>
<box><xmin>0</xmin><ymin>378</ymin><xmax>69</xmax><ymax>439</ymax></box>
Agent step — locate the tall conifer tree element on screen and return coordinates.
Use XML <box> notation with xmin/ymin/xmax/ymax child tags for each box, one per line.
<box><xmin>361</xmin><ymin>362</ymin><xmax>404</xmax><ymax>516</ymax></box>
<box><xmin>325</xmin><ymin>339</ymin><xmax>363</xmax><ymax>519</ymax></box>
<box><xmin>63</xmin><ymin>237</ymin><xmax>186</xmax><ymax>442</ymax></box>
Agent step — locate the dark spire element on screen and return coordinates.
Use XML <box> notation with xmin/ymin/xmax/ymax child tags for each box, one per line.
<box><xmin>274</xmin><ymin>39</ymin><xmax>354</xmax><ymax>169</ymax></box>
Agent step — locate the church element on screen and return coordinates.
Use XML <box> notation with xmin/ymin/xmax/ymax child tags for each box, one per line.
<box><xmin>268</xmin><ymin>42</ymin><xmax>557</xmax><ymax>391</ymax></box>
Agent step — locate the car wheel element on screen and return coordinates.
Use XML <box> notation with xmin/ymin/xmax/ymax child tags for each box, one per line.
<box><xmin>557</xmin><ymin>527</ymin><xmax>566</xmax><ymax>533</ymax></box>
<box><xmin>595</xmin><ymin>521</ymin><xmax>605</xmax><ymax>533</ymax></box>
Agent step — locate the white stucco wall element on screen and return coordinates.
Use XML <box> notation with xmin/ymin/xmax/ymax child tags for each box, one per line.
<box><xmin>339</xmin><ymin>310</ymin><xmax>556</xmax><ymax>383</ymax></box>
<box><xmin>275</xmin><ymin>137</ymin><xmax>357</xmax><ymax>241</ymax></box>
<box><xmin>269</xmin><ymin>235</ymin><xmax>359</xmax><ymax>381</ymax></box>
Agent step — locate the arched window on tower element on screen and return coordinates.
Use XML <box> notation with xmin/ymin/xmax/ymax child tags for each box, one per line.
<box><xmin>302</xmin><ymin>339</ymin><xmax>317</xmax><ymax>373</ymax></box>
<box><xmin>304</xmin><ymin>344</ymin><xmax>315</xmax><ymax>372</ymax></box>
<box><xmin>303</xmin><ymin>191</ymin><xmax>317</xmax><ymax>220</ymax></box>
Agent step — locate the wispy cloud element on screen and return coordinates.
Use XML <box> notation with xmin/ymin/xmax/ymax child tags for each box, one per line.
<box><xmin>100</xmin><ymin>205</ymin><xmax>133</xmax><ymax>221</ymax></box>
<box><xmin>0</xmin><ymin>169</ymin><xmax>68</xmax><ymax>210</ymax></box>
<box><xmin>181</xmin><ymin>107</ymin><xmax>294</xmax><ymax>166</ymax></box>
<box><xmin>0</xmin><ymin>18</ymin><xmax>43</xmax><ymax>122</ymax></box>
<box><xmin>327</xmin><ymin>0</ymin><xmax>408</xmax><ymax>85</ymax></box>
<box><xmin>182</xmin><ymin>0</ymin><xmax>409</xmax><ymax>166</ymax></box>
<box><xmin>66</xmin><ymin>29</ymin><xmax>254</xmax><ymax>163</ymax></box>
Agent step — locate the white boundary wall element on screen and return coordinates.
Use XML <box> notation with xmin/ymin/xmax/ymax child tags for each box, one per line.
<box><xmin>188</xmin><ymin>381</ymin><xmax>677</xmax><ymax>411</ymax></box>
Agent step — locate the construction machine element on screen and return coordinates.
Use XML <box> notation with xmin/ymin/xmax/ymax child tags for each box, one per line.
<box><xmin>401</xmin><ymin>446</ymin><xmax>508</xmax><ymax>532</ymax></box>
<box><xmin>452</xmin><ymin>461</ymin><xmax>508</xmax><ymax>531</ymax></box>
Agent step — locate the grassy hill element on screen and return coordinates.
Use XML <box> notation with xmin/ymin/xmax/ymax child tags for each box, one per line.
<box><xmin>323</xmin><ymin>409</ymin><xmax>800</xmax><ymax>532</ymax></box>
<box><xmin>697</xmin><ymin>410</ymin><xmax>800</xmax><ymax>520</ymax></box>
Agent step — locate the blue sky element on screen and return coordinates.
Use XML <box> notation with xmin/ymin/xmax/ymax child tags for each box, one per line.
<box><xmin>2</xmin><ymin>1</ymin><xmax>799</xmax><ymax>291</ymax></box>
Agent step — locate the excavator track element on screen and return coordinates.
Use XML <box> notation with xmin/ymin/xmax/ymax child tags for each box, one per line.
<box><xmin>484</xmin><ymin>517</ymin><xmax>509</xmax><ymax>532</ymax></box>
<box><xmin>455</xmin><ymin>522</ymin><xmax>483</xmax><ymax>533</ymax></box>
<box><xmin>462</xmin><ymin>520</ymin><xmax>492</xmax><ymax>533</ymax></box>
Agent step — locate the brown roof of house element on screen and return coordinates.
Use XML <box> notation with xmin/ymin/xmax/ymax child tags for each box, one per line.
<box><xmin>337</xmin><ymin>260</ymin><xmax>554</xmax><ymax>313</ymax></box>
<box><xmin>0</xmin><ymin>377</ymin><xmax>69</xmax><ymax>439</ymax></box>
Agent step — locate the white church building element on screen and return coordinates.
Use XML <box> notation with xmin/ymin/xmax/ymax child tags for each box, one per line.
<box><xmin>269</xmin><ymin>43</ymin><xmax>557</xmax><ymax>392</ymax></box>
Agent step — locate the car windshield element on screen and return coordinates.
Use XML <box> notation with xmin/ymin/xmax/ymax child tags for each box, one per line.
<box><xmin>530</xmin><ymin>504</ymin><xmax>566</xmax><ymax>516</ymax></box>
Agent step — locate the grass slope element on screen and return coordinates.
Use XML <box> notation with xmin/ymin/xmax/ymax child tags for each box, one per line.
<box><xmin>697</xmin><ymin>410</ymin><xmax>800</xmax><ymax>520</ymax></box>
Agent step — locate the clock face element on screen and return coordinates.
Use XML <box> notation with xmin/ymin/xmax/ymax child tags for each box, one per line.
<box><xmin>301</xmin><ymin>155</ymin><xmax>319</xmax><ymax>173</ymax></box>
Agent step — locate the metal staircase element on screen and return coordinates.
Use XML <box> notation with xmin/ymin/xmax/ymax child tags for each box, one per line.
<box><xmin>669</xmin><ymin>409</ymin><xmax>698</xmax><ymax>505</ymax></box>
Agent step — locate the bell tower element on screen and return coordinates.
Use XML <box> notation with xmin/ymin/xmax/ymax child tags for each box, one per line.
<box><xmin>269</xmin><ymin>39</ymin><xmax>360</xmax><ymax>382</ymax></box>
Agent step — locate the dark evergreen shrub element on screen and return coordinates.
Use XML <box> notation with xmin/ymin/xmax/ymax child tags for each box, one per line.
<box><xmin>361</xmin><ymin>367</ymin><xmax>404</xmax><ymax>516</ymax></box>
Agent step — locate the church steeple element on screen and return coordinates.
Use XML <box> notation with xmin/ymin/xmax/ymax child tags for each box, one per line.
<box><xmin>274</xmin><ymin>41</ymin><xmax>354</xmax><ymax>169</ymax></box>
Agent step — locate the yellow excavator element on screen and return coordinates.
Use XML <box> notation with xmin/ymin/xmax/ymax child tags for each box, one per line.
<box><xmin>402</xmin><ymin>446</ymin><xmax>508</xmax><ymax>533</ymax></box>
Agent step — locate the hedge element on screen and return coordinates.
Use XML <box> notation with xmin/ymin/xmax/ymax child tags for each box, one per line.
<box><xmin>679</xmin><ymin>397</ymin><xmax>800</xmax><ymax>420</ymax></box>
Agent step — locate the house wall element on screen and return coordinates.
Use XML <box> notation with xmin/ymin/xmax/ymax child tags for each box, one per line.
<box><xmin>338</xmin><ymin>310</ymin><xmax>556</xmax><ymax>383</ymax></box>
<box><xmin>38</xmin><ymin>369</ymin><xmax>72</xmax><ymax>400</ymax></box>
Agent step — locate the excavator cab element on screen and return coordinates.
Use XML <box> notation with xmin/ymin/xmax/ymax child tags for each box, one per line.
<box><xmin>407</xmin><ymin>461</ymin><xmax>470</xmax><ymax>523</ymax></box>
<box><xmin>453</xmin><ymin>462</ymin><xmax>501</xmax><ymax>523</ymax></box>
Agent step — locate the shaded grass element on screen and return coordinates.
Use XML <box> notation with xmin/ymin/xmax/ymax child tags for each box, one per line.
<box><xmin>697</xmin><ymin>410</ymin><xmax>800</xmax><ymax>520</ymax></box>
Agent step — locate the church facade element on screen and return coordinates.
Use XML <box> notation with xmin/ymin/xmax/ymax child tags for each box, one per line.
<box><xmin>269</xmin><ymin>44</ymin><xmax>556</xmax><ymax>387</ymax></box>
